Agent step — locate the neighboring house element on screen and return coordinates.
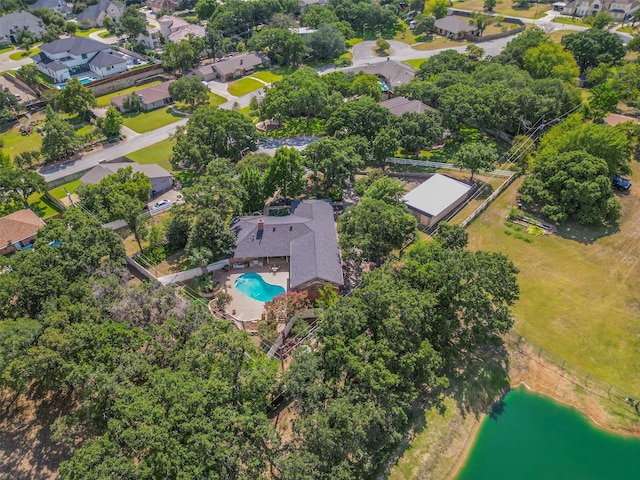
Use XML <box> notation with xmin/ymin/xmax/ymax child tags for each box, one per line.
<box><xmin>34</xmin><ymin>37</ymin><xmax>127</xmax><ymax>83</ymax></box>
<box><xmin>194</xmin><ymin>52</ymin><xmax>270</xmax><ymax>82</ymax></box>
<box><xmin>137</xmin><ymin>29</ymin><xmax>161</xmax><ymax>49</ymax></box>
<box><xmin>28</xmin><ymin>0</ymin><xmax>72</xmax><ymax>15</ymax></box>
<box><xmin>289</xmin><ymin>27</ymin><xmax>317</xmax><ymax>35</ymax></box>
<box><xmin>80</xmin><ymin>161</ymin><xmax>174</xmax><ymax>196</ymax></box>
<box><xmin>0</xmin><ymin>209</ymin><xmax>46</xmax><ymax>256</ymax></box>
<box><xmin>230</xmin><ymin>200</ymin><xmax>344</xmax><ymax>299</ymax></box>
<box><xmin>77</xmin><ymin>0</ymin><xmax>124</xmax><ymax>28</ymax></box>
<box><xmin>380</xmin><ymin>96</ymin><xmax>435</xmax><ymax>116</ymax></box>
<box><xmin>147</xmin><ymin>0</ymin><xmax>180</xmax><ymax>12</ymax></box>
<box><xmin>0</xmin><ymin>11</ymin><xmax>46</xmax><ymax>45</ymax></box>
<box><xmin>562</xmin><ymin>0</ymin><xmax>640</xmax><ymax>18</ymax></box>
<box><xmin>345</xmin><ymin>60</ymin><xmax>416</xmax><ymax>93</ymax></box>
<box><xmin>402</xmin><ymin>174</ymin><xmax>472</xmax><ymax>228</ymax></box>
<box><xmin>299</xmin><ymin>0</ymin><xmax>328</xmax><ymax>6</ymax></box>
<box><xmin>434</xmin><ymin>16</ymin><xmax>479</xmax><ymax>40</ymax></box>
<box><xmin>158</xmin><ymin>15</ymin><xmax>205</xmax><ymax>43</ymax></box>
<box><xmin>110</xmin><ymin>80</ymin><xmax>174</xmax><ymax>112</ymax></box>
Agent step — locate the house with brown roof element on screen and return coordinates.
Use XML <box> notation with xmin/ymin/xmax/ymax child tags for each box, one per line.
<box><xmin>147</xmin><ymin>0</ymin><xmax>180</xmax><ymax>12</ymax></box>
<box><xmin>344</xmin><ymin>60</ymin><xmax>416</xmax><ymax>93</ymax></box>
<box><xmin>229</xmin><ymin>200</ymin><xmax>344</xmax><ymax>299</ymax></box>
<box><xmin>110</xmin><ymin>80</ymin><xmax>174</xmax><ymax>113</ymax></box>
<box><xmin>380</xmin><ymin>96</ymin><xmax>435</xmax><ymax>116</ymax></box>
<box><xmin>0</xmin><ymin>209</ymin><xmax>46</xmax><ymax>256</ymax></box>
<box><xmin>194</xmin><ymin>53</ymin><xmax>270</xmax><ymax>82</ymax></box>
<box><xmin>158</xmin><ymin>15</ymin><xmax>205</xmax><ymax>43</ymax></box>
<box><xmin>80</xmin><ymin>161</ymin><xmax>174</xmax><ymax>195</ymax></box>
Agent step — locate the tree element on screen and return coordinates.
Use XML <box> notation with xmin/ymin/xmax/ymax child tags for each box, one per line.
<box><xmin>469</xmin><ymin>13</ymin><xmax>494</xmax><ymax>35</ymax></box>
<box><xmin>326</xmin><ymin>96</ymin><xmax>392</xmax><ymax>141</ymax></box>
<box><xmin>54</xmin><ymin>77</ymin><xmax>96</xmax><ymax>118</ymax></box>
<box><xmin>520</xmin><ymin>150</ymin><xmax>620</xmax><ymax>226</ymax></box>
<box><xmin>120</xmin><ymin>6</ymin><xmax>147</xmax><ymax>42</ymax></box>
<box><xmin>484</xmin><ymin>0</ymin><xmax>498</xmax><ymax>11</ymax></box>
<box><xmin>168</xmin><ymin>76</ymin><xmax>209</xmax><ymax>110</ymax></box>
<box><xmin>372</xmin><ymin>128</ymin><xmax>399</xmax><ymax>164</ymax></box>
<box><xmin>17</xmin><ymin>28</ymin><xmax>36</xmax><ymax>52</ymax></box>
<box><xmin>101</xmin><ymin>106</ymin><xmax>123</xmax><ymax>137</ymax></box>
<box><xmin>195</xmin><ymin>0</ymin><xmax>217</xmax><ymax>20</ymax></box>
<box><xmin>162</xmin><ymin>40</ymin><xmax>198</xmax><ymax>73</ymax></box>
<box><xmin>171</xmin><ymin>106</ymin><xmax>258</xmax><ymax>169</ymax></box>
<box><xmin>77</xmin><ymin>166</ymin><xmax>151</xmax><ymax>222</ymax></box>
<box><xmin>454</xmin><ymin>142</ymin><xmax>499</xmax><ymax>180</ymax></box>
<box><xmin>465</xmin><ymin>44</ymin><xmax>485</xmax><ymax>61</ymax></box>
<box><xmin>522</xmin><ymin>42</ymin><xmax>579</xmax><ymax>82</ymax></box>
<box><xmin>562</xmin><ymin>28</ymin><xmax>625</xmax><ymax>72</ymax></box>
<box><xmin>417</xmin><ymin>50</ymin><xmax>474</xmax><ymax>79</ymax></box>
<box><xmin>41</xmin><ymin>106</ymin><xmax>80</xmax><ymax>162</ymax></box>
<box><xmin>0</xmin><ymin>91</ymin><xmax>18</xmax><ymax>123</ymax></box>
<box><xmin>114</xmin><ymin>194</ymin><xmax>151</xmax><ymax>253</ymax></box>
<box><xmin>248</xmin><ymin>28</ymin><xmax>307</xmax><ymax>66</ymax></box>
<box><xmin>263</xmin><ymin>291</ymin><xmax>309</xmax><ymax>336</ymax></box>
<box><xmin>185</xmin><ymin>209</ymin><xmax>236</xmax><ymax>260</ymax></box>
<box><xmin>204</xmin><ymin>26</ymin><xmax>232</xmax><ymax>60</ymax></box>
<box><xmin>189</xmin><ymin>246</ymin><xmax>214</xmax><ymax>275</ymax></box>
<box><xmin>433</xmin><ymin>222</ymin><xmax>468</xmax><ymax>250</ymax></box>
<box><xmin>395</xmin><ymin>111</ymin><xmax>444</xmax><ymax>155</ymax></box>
<box><xmin>424</xmin><ymin>0</ymin><xmax>450</xmax><ymax>19</ymax></box>
<box><xmin>264</xmin><ymin>147</ymin><xmax>306</xmax><ymax>198</ymax></box>
<box><xmin>499</xmin><ymin>26</ymin><xmax>550</xmax><ymax>67</ymax></box>
<box><xmin>351</xmin><ymin>73</ymin><xmax>383</xmax><ymax>101</ymax></box>
<box><xmin>303</xmin><ymin>137</ymin><xmax>364</xmax><ymax>189</ymax></box>
<box><xmin>588</xmin><ymin>82</ymin><xmax>620</xmax><ymax>121</ymax></box>
<box><xmin>586</xmin><ymin>11</ymin><xmax>615</xmax><ymax>29</ymax></box>
<box><xmin>122</xmin><ymin>92</ymin><xmax>144</xmax><ymax>113</ymax></box>
<box><xmin>0</xmin><ymin>158</ymin><xmax>47</xmax><ymax>212</ymax></box>
<box><xmin>375</xmin><ymin>37</ymin><xmax>390</xmax><ymax>53</ymax></box>
<box><xmin>238</xmin><ymin>167</ymin><xmax>268</xmax><ymax>214</ymax></box>
<box><xmin>304</xmin><ymin>23</ymin><xmax>346</xmax><ymax>61</ymax></box>
<box><xmin>18</xmin><ymin>64</ymin><xmax>39</xmax><ymax>89</ymax></box>
<box><xmin>414</xmin><ymin>14</ymin><xmax>436</xmax><ymax>35</ymax></box>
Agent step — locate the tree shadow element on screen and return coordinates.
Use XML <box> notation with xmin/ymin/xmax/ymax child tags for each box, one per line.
<box><xmin>555</xmin><ymin>219</ymin><xmax>619</xmax><ymax>245</ymax></box>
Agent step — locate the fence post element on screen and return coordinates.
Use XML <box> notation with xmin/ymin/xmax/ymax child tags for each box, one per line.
<box><xmin>585</xmin><ymin>373</ymin><xmax>590</xmax><ymax>388</ymax></box>
<box><xmin>607</xmin><ymin>384</ymin><xmax>613</xmax><ymax>399</ymax></box>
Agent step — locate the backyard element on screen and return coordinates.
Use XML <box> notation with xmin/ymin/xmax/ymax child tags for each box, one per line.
<box><xmin>95</xmin><ymin>81</ymin><xmax>162</xmax><ymax>107</ymax></box>
<box><xmin>466</xmin><ymin>159</ymin><xmax>640</xmax><ymax>394</ymax></box>
<box><xmin>228</xmin><ymin>77</ymin><xmax>264</xmax><ymax>96</ymax></box>
<box><xmin>122</xmin><ymin>107</ymin><xmax>185</xmax><ymax>133</ymax></box>
<box><xmin>48</xmin><ymin>180</ymin><xmax>82</xmax><ymax>200</ymax></box>
<box><xmin>27</xmin><ymin>192</ymin><xmax>60</xmax><ymax>219</ymax></box>
<box><xmin>0</xmin><ymin>124</ymin><xmax>42</xmax><ymax>160</ymax></box>
<box><xmin>127</xmin><ymin>137</ymin><xmax>176</xmax><ymax>172</ymax></box>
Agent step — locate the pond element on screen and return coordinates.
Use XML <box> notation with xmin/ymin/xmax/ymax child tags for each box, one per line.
<box><xmin>456</xmin><ymin>386</ymin><xmax>640</xmax><ymax>480</ymax></box>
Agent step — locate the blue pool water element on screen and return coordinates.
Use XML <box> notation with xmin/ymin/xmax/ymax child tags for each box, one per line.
<box><xmin>235</xmin><ymin>272</ymin><xmax>285</xmax><ymax>302</ymax></box>
<box><xmin>57</xmin><ymin>77</ymin><xmax>93</xmax><ymax>89</ymax></box>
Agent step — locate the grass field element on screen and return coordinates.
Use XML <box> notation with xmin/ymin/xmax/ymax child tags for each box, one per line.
<box><xmin>27</xmin><ymin>193</ymin><xmax>60</xmax><ymax>219</ymax></box>
<box><xmin>98</xmin><ymin>31</ymin><xmax>114</xmax><ymax>38</ymax></box>
<box><xmin>347</xmin><ymin>37</ymin><xmax>364</xmax><ymax>46</ymax></box>
<box><xmin>552</xmin><ymin>16</ymin><xmax>590</xmax><ymax>27</ymax></box>
<box><xmin>49</xmin><ymin>180</ymin><xmax>83</xmax><ymax>200</ymax></box>
<box><xmin>9</xmin><ymin>47</ymin><xmax>40</xmax><ymax>60</ymax></box>
<box><xmin>127</xmin><ymin>137</ymin><xmax>176</xmax><ymax>172</ymax></box>
<box><xmin>208</xmin><ymin>91</ymin><xmax>226</xmax><ymax>106</ymax></box>
<box><xmin>0</xmin><ymin>46</ymin><xmax>14</xmax><ymax>54</ymax></box>
<box><xmin>454</xmin><ymin>0</ymin><xmax>548</xmax><ymax>18</ymax></box>
<box><xmin>548</xmin><ymin>29</ymin><xmax>576</xmax><ymax>43</ymax></box>
<box><xmin>466</xmin><ymin>160</ymin><xmax>640</xmax><ymax>393</ymax></box>
<box><xmin>404</xmin><ymin>58</ymin><xmax>430</xmax><ymax>69</ymax></box>
<box><xmin>227</xmin><ymin>77</ymin><xmax>264</xmax><ymax>96</ymax></box>
<box><xmin>76</xmin><ymin>28</ymin><xmax>107</xmax><ymax>37</ymax></box>
<box><xmin>0</xmin><ymin>125</ymin><xmax>42</xmax><ymax>159</ymax></box>
<box><xmin>251</xmin><ymin>71</ymin><xmax>283</xmax><ymax>83</ymax></box>
<box><xmin>95</xmin><ymin>80</ymin><xmax>162</xmax><ymax>107</ymax></box>
<box><xmin>411</xmin><ymin>36</ymin><xmax>468</xmax><ymax>51</ymax></box>
<box><xmin>122</xmin><ymin>107</ymin><xmax>183</xmax><ymax>133</ymax></box>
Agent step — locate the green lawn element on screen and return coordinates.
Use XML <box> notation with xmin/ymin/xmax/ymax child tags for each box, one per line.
<box><xmin>9</xmin><ymin>47</ymin><xmax>40</xmax><ymax>60</ymax></box>
<box><xmin>404</xmin><ymin>58</ymin><xmax>430</xmax><ymax>69</ymax></box>
<box><xmin>0</xmin><ymin>45</ymin><xmax>14</xmax><ymax>54</ymax></box>
<box><xmin>49</xmin><ymin>180</ymin><xmax>83</xmax><ymax>200</ymax></box>
<box><xmin>454</xmin><ymin>0</ymin><xmax>548</xmax><ymax>18</ymax></box>
<box><xmin>347</xmin><ymin>37</ymin><xmax>364</xmax><ymax>46</ymax></box>
<box><xmin>411</xmin><ymin>36</ymin><xmax>467</xmax><ymax>51</ymax></box>
<box><xmin>466</xmin><ymin>160</ymin><xmax>640</xmax><ymax>393</ymax></box>
<box><xmin>227</xmin><ymin>77</ymin><xmax>264</xmax><ymax>97</ymax></box>
<box><xmin>28</xmin><ymin>193</ymin><xmax>60</xmax><ymax>219</ymax></box>
<box><xmin>251</xmin><ymin>71</ymin><xmax>283</xmax><ymax>83</ymax></box>
<box><xmin>76</xmin><ymin>125</ymin><xmax>98</xmax><ymax>136</ymax></box>
<box><xmin>0</xmin><ymin>125</ymin><xmax>43</xmax><ymax>159</ymax></box>
<box><xmin>95</xmin><ymin>80</ymin><xmax>162</xmax><ymax>107</ymax></box>
<box><xmin>553</xmin><ymin>16</ymin><xmax>590</xmax><ymax>27</ymax></box>
<box><xmin>122</xmin><ymin>107</ymin><xmax>184</xmax><ymax>133</ymax></box>
<box><xmin>548</xmin><ymin>29</ymin><xmax>576</xmax><ymax>43</ymax></box>
<box><xmin>127</xmin><ymin>137</ymin><xmax>176</xmax><ymax>172</ymax></box>
<box><xmin>208</xmin><ymin>91</ymin><xmax>226</xmax><ymax>106</ymax></box>
<box><xmin>75</xmin><ymin>28</ymin><xmax>107</xmax><ymax>37</ymax></box>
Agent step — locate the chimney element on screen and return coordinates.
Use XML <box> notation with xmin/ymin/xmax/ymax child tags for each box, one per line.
<box><xmin>240</xmin><ymin>59</ymin><xmax>243</xmax><ymax>65</ymax></box>
<box><xmin>257</xmin><ymin>219</ymin><xmax>264</xmax><ymax>231</ymax></box>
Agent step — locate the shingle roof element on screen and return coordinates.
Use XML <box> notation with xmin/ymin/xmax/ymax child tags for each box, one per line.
<box><xmin>33</xmin><ymin>53</ymin><xmax>69</xmax><ymax>71</ymax></box>
<box><xmin>402</xmin><ymin>174</ymin><xmax>472</xmax><ymax>218</ymax></box>
<box><xmin>434</xmin><ymin>16</ymin><xmax>476</xmax><ymax>34</ymax></box>
<box><xmin>380</xmin><ymin>96</ymin><xmax>435</xmax><ymax>116</ymax></box>
<box><xmin>28</xmin><ymin>0</ymin><xmax>72</xmax><ymax>13</ymax></box>
<box><xmin>110</xmin><ymin>80</ymin><xmax>173</xmax><ymax>108</ymax></box>
<box><xmin>89</xmin><ymin>51</ymin><xmax>126</xmax><ymax>68</ymax></box>
<box><xmin>212</xmin><ymin>52</ymin><xmax>267</xmax><ymax>76</ymax></box>
<box><xmin>79</xmin><ymin>162</ymin><xmax>172</xmax><ymax>185</ymax></box>
<box><xmin>77</xmin><ymin>0</ymin><xmax>123</xmax><ymax>22</ymax></box>
<box><xmin>0</xmin><ymin>11</ymin><xmax>46</xmax><ymax>37</ymax></box>
<box><xmin>40</xmin><ymin>37</ymin><xmax>109</xmax><ymax>56</ymax></box>
<box><xmin>0</xmin><ymin>209</ymin><xmax>46</xmax><ymax>246</ymax></box>
<box><xmin>346</xmin><ymin>60</ymin><xmax>416</xmax><ymax>88</ymax></box>
<box><xmin>231</xmin><ymin>200</ymin><xmax>344</xmax><ymax>288</ymax></box>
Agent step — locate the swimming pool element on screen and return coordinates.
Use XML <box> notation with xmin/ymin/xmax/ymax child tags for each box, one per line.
<box><xmin>235</xmin><ymin>272</ymin><xmax>285</xmax><ymax>302</ymax></box>
<box><xmin>57</xmin><ymin>77</ymin><xmax>94</xmax><ymax>89</ymax></box>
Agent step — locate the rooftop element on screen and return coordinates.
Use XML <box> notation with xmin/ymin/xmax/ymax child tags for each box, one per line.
<box><xmin>380</xmin><ymin>96</ymin><xmax>435</xmax><ymax>116</ymax></box>
<box><xmin>0</xmin><ymin>11</ymin><xmax>45</xmax><ymax>35</ymax></box>
<box><xmin>402</xmin><ymin>174</ymin><xmax>472</xmax><ymax>218</ymax></box>
<box><xmin>346</xmin><ymin>60</ymin><xmax>416</xmax><ymax>88</ymax></box>
<box><xmin>89</xmin><ymin>51</ymin><xmax>126</xmax><ymax>68</ymax></box>
<box><xmin>77</xmin><ymin>0</ymin><xmax>123</xmax><ymax>22</ymax></box>
<box><xmin>110</xmin><ymin>80</ymin><xmax>173</xmax><ymax>108</ymax></box>
<box><xmin>28</xmin><ymin>0</ymin><xmax>72</xmax><ymax>13</ymax></box>
<box><xmin>231</xmin><ymin>200</ymin><xmax>344</xmax><ymax>289</ymax></box>
<box><xmin>434</xmin><ymin>16</ymin><xmax>476</xmax><ymax>34</ymax></box>
<box><xmin>212</xmin><ymin>52</ymin><xmax>268</xmax><ymax>76</ymax></box>
<box><xmin>40</xmin><ymin>36</ymin><xmax>110</xmax><ymax>56</ymax></box>
<box><xmin>79</xmin><ymin>161</ymin><xmax>173</xmax><ymax>185</ymax></box>
<box><xmin>0</xmin><ymin>209</ymin><xmax>46</xmax><ymax>246</ymax></box>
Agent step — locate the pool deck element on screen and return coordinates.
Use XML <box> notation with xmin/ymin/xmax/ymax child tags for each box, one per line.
<box><xmin>214</xmin><ymin>263</ymin><xmax>290</xmax><ymax>321</ymax></box>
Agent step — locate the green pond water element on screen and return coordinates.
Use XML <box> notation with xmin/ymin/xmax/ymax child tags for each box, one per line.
<box><xmin>456</xmin><ymin>386</ymin><xmax>640</xmax><ymax>480</ymax></box>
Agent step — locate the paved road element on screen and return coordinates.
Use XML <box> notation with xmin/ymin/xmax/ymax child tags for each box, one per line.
<box><xmin>257</xmin><ymin>136</ymin><xmax>320</xmax><ymax>155</ymax></box>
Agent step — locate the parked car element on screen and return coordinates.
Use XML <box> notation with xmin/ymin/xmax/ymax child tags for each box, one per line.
<box><xmin>151</xmin><ymin>199</ymin><xmax>171</xmax><ymax>211</ymax></box>
<box><xmin>612</xmin><ymin>175</ymin><xmax>631</xmax><ymax>191</ymax></box>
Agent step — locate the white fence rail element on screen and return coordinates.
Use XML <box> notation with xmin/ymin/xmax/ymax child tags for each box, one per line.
<box><xmin>385</xmin><ymin>157</ymin><xmax>514</xmax><ymax>177</ymax></box>
<box><xmin>156</xmin><ymin>259</ymin><xmax>230</xmax><ymax>285</ymax></box>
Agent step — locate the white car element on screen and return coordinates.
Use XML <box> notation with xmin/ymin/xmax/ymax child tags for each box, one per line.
<box><xmin>151</xmin><ymin>199</ymin><xmax>171</xmax><ymax>211</ymax></box>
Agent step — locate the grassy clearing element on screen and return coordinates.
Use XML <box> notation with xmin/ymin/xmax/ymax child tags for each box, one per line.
<box><xmin>75</xmin><ymin>28</ymin><xmax>107</xmax><ymax>37</ymax></box>
<box><xmin>548</xmin><ymin>29</ymin><xmax>576</xmax><ymax>43</ymax></box>
<box><xmin>0</xmin><ymin>125</ymin><xmax>42</xmax><ymax>159</ymax></box>
<box><xmin>466</xmin><ymin>160</ymin><xmax>640</xmax><ymax>393</ymax></box>
<box><xmin>553</xmin><ymin>16</ymin><xmax>590</xmax><ymax>27</ymax></box>
<box><xmin>251</xmin><ymin>71</ymin><xmax>283</xmax><ymax>83</ymax></box>
<box><xmin>127</xmin><ymin>137</ymin><xmax>176</xmax><ymax>172</ymax></box>
<box><xmin>404</xmin><ymin>58</ymin><xmax>430</xmax><ymax>69</ymax></box>
<box><xmin>49</xmin><ymin>180</ymin><xmax>83</xmax><ymax>200</ymax></box>
<box><xmin>412</xmin><ymin>127</ymin><xmax>511</xmax><ymax>163</ymax></box>
<box><xmin>9</xmin><ymin>47</ymin><xmax>40</xmax><ymax>60</ymax></box>
<box><xmin>347</xmin><ymin>37</ymin><xmax>364</xmax><ymax>46</ymax></box>
<box><xmin>227</xmin><ymin>77</ymin><xmax>264</xmax><ymax>96</ymax></box>
<box><xmin>121</xmin><ymin>107</ymin><xmax>183</xmax><ymax>133</ymax></box>
<box><xmin>28</xmin><ymin>193</ymin><xmax>60</xmax><ymax>219</ymax></box>
<box><xmin>0</xmin><ymin>46</ymin><xmax>14</xmax><ymax>54</ymax></box>
<box><xmin>411</xmin><ymin>36</ymin><xmax>467</xmax><ymax>51</ymax></box>
<box><xmin>454</xmin><ymin>0</ymin><xmax>548</xmax><ymax>18</ymax></box>
<box><xmin>95</xmin><ymin>80</ymin><xmax>162</xmax><ymax>107</ymax></box>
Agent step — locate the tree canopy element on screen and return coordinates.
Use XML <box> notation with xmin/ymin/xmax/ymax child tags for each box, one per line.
<box><xmin>561</xmin><ymin>28</ymin><xmax>625</xmax><ymax>72</ymax></box>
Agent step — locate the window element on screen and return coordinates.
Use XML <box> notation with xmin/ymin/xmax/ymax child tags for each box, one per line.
<box><xmin>81</xmin><ymin>54</ymin><xmax>87</xmax><ymax>59</ymax></box>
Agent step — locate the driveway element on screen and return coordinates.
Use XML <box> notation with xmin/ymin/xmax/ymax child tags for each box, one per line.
<box><xmin>0</xmin><ymin>48</ymin><xmax>34</xmax><ymax>73</ymax></box>
<box><xmin>88</xmin><ymin>30</ymin><xmax>118</xmax><ymax>45</ymax></box>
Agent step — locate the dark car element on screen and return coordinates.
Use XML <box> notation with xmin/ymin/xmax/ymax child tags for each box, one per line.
<box><xmin>612</xmin><ymin>175</ymin><xmax>631</xmax><ymax>191</ymax></box>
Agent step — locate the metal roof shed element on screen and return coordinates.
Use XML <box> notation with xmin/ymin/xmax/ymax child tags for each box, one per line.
<box><xmin>401</xmin><ymin>174</ymin><xmax>472</xmax><ymax>227</ymax></box>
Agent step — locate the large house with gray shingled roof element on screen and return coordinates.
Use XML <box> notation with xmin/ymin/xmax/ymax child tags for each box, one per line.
<box><xmin>77</xmin><ymin>0</ymin><xmax>124</xmax><ymax>27</ymax></box>
<box><xmin>230</xmin><ymin>200</ymin><xmax>344</xmax><ymax>299</ymax></box>
<box><xmin>0</xmin><ymin>11</ymin><xmax>46</xmax><ymax>45</ymax></box>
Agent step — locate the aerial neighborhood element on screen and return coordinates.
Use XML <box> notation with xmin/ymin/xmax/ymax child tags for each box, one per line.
<box><xmin>2</xmin><ymin>0</ymin><xmax>640</xmax><ymax>477</ymax></box>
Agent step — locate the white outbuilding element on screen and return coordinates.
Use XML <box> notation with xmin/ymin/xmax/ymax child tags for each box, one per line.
<box><xmin>402</xmin><ymin>174</ymin><xmax>472</xmax><ymax>227</ymax></box>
